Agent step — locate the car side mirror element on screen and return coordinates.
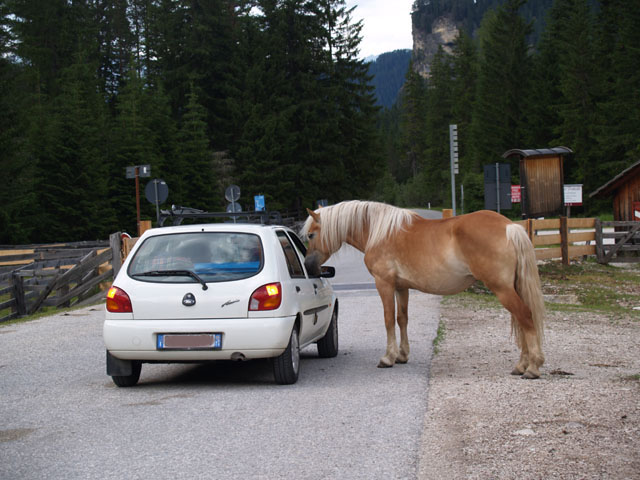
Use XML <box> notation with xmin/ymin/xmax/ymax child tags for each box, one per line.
<box><xmin>320</xmin><ymin>266</ymin><xmax>335</xmax><ymax>279</ymax></box>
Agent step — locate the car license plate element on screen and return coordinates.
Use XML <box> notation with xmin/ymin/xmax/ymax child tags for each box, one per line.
<box><xmin>157</xmin><ymin>333</ymin><xmax>222</xmax><ymax>350</ymax></box>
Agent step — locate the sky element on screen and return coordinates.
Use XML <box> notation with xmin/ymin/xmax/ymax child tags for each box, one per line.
<box><xmin>345</xmin><ymin>0</ymin><xmax>415</xmax><ymax>59</ymax></box>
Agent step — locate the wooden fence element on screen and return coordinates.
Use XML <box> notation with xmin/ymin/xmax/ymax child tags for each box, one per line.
<box><xmin>516</xmin><ymin>217</ymin><xmax>596</xmax><ymax>264</ymax></box>
<box><xmin>1</xmin><ymin>219</ymin><xmax>637</xmax><ymax>323</ymax></box>
<box><xmin>0</xmin><ymin>233</ymin><xmax>121</xmax><ymax>323</ymax></box>
<box><xmin>594</xmin><ymin>220</ymin><xmax>640</xmax><ymax>263</ymax></box>
<box><xmin>515</xmin><ymin>217</ymin><xmax>639</xmax><ymax>264</ymax></box>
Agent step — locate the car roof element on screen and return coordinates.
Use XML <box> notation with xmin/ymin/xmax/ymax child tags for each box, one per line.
<box><xmin>139</xmin><ymin>223</ymin><xmax>296</xmax><ymax>239</ymax></box>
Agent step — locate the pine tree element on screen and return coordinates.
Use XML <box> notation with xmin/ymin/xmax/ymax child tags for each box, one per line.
<box><xmin>0</xmin><ymin>3</ymin><xmax>34</xmax><ymax>243</ymax></box>
<box><xmin>399</xmin><ymin>59</ymin><xmax>428</xmax><ymax>183</ymax></box>
<box><xmin>177</xmin><ymin>83</ymin><xmax>218</xmax><ymax>211</ymax></box>
<box><xmin>553</xmin><ymin>0</ymin><xmax>600</xmax><ymax>189</ymax></box>
<box><xmin>450</xmin><ymin>30</ymin><xmax>481</xmax><ymax>212</ymax></box>
<box><xmin>595</xmin><ymin>0</ymin><xmax>640</xmax><ymax>175</ymax></box>
<box><xmin>424</xmin><ymin>45</ymin><xmax>454</xmax><ymax>206</ymax></box>
<box><xmin>471</xmin><ymin>0</ymin><xmax>532</xmax><ymax>175</ymax></box>
<box><xmin>110</xmin><ymin>60</ymin><xmax>159</xmax><ymax>233</ymax></box>
<box><xmin>35</xmin><ymin>56</ymin><xmax>115</xmax><ymax>242</ymax></box>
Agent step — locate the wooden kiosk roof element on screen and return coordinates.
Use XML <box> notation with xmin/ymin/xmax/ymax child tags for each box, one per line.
<box><xmin>502</xmin><ymin>146</ymin><xmax>573</xmax><ymax>159</ymax></box>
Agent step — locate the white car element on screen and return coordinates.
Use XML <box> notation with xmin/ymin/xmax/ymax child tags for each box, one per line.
<box><xmin>104</xmin><ymin>223</ymin><xmax>338</xmax><ymax>386</ymax></box>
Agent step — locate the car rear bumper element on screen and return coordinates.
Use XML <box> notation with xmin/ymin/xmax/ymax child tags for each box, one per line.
<box><xmin>104</xmin><ymin>316</ymin><xmax>295</xmax><ymax>361</ymax></box>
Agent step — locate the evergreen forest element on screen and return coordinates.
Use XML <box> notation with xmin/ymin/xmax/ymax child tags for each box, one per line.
<box><xmin>378</xmin><ymin>0</ymin><xmax>639</xmax><ymax>215</ymax></box>
<box><xmin>1</xmin><ymin>0</ymin><xmax>381</xmax><ymax>243</ymax></box>
<box><xmin>1</xmin><ymin>0</ymin><xmax>639</xmax><ymax>244</ymax></box>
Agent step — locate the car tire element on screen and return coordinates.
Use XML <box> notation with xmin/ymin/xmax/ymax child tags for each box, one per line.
<box><xmin>111</xmin><ymin>361</ymin><xmax>142</xmax><ymax>387</ymax></box>
<box><xmin>273</xmin><ymin>325</ymin><xmax>300</xmax><ymax>385</ymax></box>
<box><xmin>317</xmin><ymin>307</ymin><xmax>339</xmax><ymax>358</ymax></box>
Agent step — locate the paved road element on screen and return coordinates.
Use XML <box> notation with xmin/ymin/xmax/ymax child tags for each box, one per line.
<box><xmin>1</xmin><ymin>239</ymin><xmax>441</xmax><ymax>479</ymax></box>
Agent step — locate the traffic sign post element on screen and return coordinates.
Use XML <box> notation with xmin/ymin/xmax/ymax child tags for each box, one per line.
<box><xmin>126</xmin><ymin>165</ymin><xmax>151</xmax><ymax>235</ymax></box>
<box><xmin>145</xmin><ymin>179</ymin><xmax>169</xmax><ymax>225</ymax></box>
<box><xmin>225</xmin><ymin>185</ymin><xmax>242</xmax><ymax>223</ymax></box>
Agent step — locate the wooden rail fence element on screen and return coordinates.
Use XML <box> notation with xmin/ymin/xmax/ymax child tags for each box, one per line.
<box><xmin>0</xmin><ymin>234</ymin><xmax>121</xmax><ymax>323</ymax></box>
<box><xmin>516</xmin><ymin>217</ymin><xmax>596</xmax><ymax>264</ymax></box>
<box><xmin>594</xmin><ymin>220</ymin><xmax>640</xmax><ymax>263</ymax></box>
<box><xmin>1</xmin><ymin>220</ymin><xmax>637</xmax><ymax>323</ymax></box>
<box><xmin>515</xmin><ymin>217</ymin><xmax>639</xmax><ymax>264</ymax></box>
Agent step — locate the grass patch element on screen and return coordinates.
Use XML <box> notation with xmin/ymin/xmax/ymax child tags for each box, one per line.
<box><xmin>457</xmin><ymin>258</ymin><xmax>640</xmax><ymax>319</ymax></box>
<box><xmin>537</xmin><ymin>259</ymin><xmax>640</xmax><ymax>317</ymax></box>
<box><xmin>432</xmin><ymin>319</ymin><xmax>446</xmax><ymax>354</ymax></box>
<box><xmin>0</xmin><ymin>301</ymin><xmax>104</xmax><ymax>328</ymax></box>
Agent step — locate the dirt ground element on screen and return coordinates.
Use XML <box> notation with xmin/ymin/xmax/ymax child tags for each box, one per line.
<box><xmin>418</xmin><ymin>294</ymin><xmax>640</xmax><ymax>479</ymax></box>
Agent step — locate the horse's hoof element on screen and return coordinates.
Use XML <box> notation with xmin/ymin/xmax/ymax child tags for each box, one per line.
<box><xmin>521</xmin><ymin>371</ymin><xmax>540</xmax><ymax>380</ymax></box>
<box><xmin>377</xmin><ymin>359</ymin><xmax>394</xmax><ymax>368</ymax></box>
<box><xmin>396</xmin><ymin>358</ymin><xmax>408</xmax><ymax>364</ymax></box>
<box><xmin>511</xmin><ymin>367</ymin><xmax>525</xmax><ymax>376</ymax></box>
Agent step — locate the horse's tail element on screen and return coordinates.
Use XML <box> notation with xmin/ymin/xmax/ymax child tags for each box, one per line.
<box><xmin>506</xmin><ymin>223</ymin><xmax>545</xmax><ymax>349</ymax></box>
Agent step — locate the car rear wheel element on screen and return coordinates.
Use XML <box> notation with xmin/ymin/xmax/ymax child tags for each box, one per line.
<box><xmin>273</xmin><ymin>325</ymin><xmax>299</xmax><ymax>385</ymax></box>
<box><xmin>111</xmin><ymin>361</ymin><xmax>142</xmax><ymax>387</ymax></box>
<box><xmin>317</xmin><ymin>307</ymin><xmax>339</xmax><ymax>358</ymax></box>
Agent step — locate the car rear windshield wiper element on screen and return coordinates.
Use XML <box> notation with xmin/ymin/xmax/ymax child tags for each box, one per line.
<box><xmin>132</xmin><ymin>270</ymin><xmax>209</xmax><ymax>290</ymax></box>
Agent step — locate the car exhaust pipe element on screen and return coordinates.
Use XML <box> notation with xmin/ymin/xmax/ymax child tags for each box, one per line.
<box><xmin>230</xmin><ymin>352</ymin><xmax>247</xmax><ymax>362</ymax></box>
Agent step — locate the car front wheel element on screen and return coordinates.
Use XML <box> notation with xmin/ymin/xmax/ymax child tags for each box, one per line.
<box><xmin>273</xmin><ymin>325</ymin><xmax>300</xmax><ymax>385</ymax></box>
<box><xmin>111</xmin><ymin>361</ymin><xmax>142</xmax><ymax>387</ymax></box>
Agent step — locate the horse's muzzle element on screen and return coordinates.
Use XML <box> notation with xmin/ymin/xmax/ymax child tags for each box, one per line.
<box><xmin>304</xmin><ymin>252</ymin><xmax>323</xmax><ymax>278</ymax></box>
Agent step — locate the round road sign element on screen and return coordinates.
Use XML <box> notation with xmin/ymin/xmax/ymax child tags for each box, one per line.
<box><xmin>145</xmin><ymin>179</ymin><xmax>169</xmax><ymax>205</ymax></box>
<box><xmin>225</xmin><ymin>185</ymin><xmax>241</xmax><ymax>203</ymax></box>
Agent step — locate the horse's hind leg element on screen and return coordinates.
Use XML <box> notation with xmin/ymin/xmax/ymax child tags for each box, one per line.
<box><xmin>396</xmin><ymin>288</ymin><xmax>410</xmax><ymax>364</ymax></box>
<box><xmin>489</xmin><ymin>285</ymin><xmax>544</xmax><ymax>379</ymax></box>
<box><xmin>375</xmin><ymin>278</ymin><xmax>399</xmax><ymax>368</ymax></box>
<box><xmin>511</xmin><ymin>313</ymin><xmax>530</xmax><ymax>375</ymax></box>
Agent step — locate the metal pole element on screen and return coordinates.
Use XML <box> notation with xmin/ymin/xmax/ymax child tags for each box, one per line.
<box><xmin>154</xmin><ymin>180</ymin><xmax>160</xmax><ymax>225</ymax></box>
<box><xmin>495</xmin><ymin>163</ymin><xmax>501</xmax><ymax>213</ymax></box>
<box><xmin>135</xmin><ymin>167</ymin><xmax>141</xmax><ymax>235</ymax></box>
<box><xmin>451</xmin><ymin>161</ymin><xmax>456</xmax><ymax>216</ymax></box>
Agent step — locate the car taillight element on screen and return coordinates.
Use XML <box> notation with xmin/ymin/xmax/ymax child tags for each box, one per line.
<box><xmin>249</xmin><ymin>282</ymin><xmax>282</xmax><ymax>311</ymax></box>
<box><xmin>106</xmin><ymin>286</ymin><xmax>133</xmax><ymax>313</ymax></box>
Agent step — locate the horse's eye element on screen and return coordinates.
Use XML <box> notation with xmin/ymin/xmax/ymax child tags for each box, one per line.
<box><xmin>308</xmin><ymin>233</ymin><xmax>316</xmax><ymax>240</ymax></box>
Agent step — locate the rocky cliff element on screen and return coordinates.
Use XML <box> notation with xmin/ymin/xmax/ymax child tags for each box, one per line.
<box><xmin>412</xmin><ymin>14</ymin><xmax>459</xmax><ymax>78</ymax></box>
<box><xmin>410</xmin><ymin>0</ymin><xmax>554</xmax><ymax>79</ymax></box>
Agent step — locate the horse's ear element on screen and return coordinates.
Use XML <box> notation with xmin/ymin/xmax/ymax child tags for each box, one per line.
<box><xmin>306</xmin><ymin>208</ymin><xmax>321</xmax><ymax>223</ymax></box>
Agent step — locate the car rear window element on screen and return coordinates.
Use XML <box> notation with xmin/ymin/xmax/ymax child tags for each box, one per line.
<box><xmin>128</xmin><ymin>232</ymin><xmax>263</xmax><ymax>284</ymax></box>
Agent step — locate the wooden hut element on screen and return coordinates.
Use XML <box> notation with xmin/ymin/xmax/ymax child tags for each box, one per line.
<box><xmin>589</xmin><ymin>159</ymin><xmax>640</xmax><ymax>221</ymax></box>
<box><xmin>502</xmin><ymin>146</ymin><xmax>573</xmax><ymax>218</ymax></box>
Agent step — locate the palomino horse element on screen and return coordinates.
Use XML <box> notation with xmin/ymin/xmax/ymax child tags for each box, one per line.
<box><xmin>302</xmin><ymin>200</ymin><xmax>545</xmax><ymax>379</ymax></box>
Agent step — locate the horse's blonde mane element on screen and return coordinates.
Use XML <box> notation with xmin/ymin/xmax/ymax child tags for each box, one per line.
<box><xmin>301</xmin><ymin>200</ymin><xmax>418</xmax><ymax>252</ymax></box>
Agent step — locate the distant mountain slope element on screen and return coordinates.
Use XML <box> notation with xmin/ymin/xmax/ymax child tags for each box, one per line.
<box><xmin>367</xmin><ymin>49</ymin><xmax>412</xmax><ymax>108</ymax></box>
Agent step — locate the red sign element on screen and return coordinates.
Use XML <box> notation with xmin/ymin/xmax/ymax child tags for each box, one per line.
<box><xmin>511</xmin><ymin>185</ymin><xmax>521</xmax><ymax>203</ymax></box>
<box><xmin>633</xmin><ymin>202</ymin><xmax>640</xmax><ymax>221</ymax></box>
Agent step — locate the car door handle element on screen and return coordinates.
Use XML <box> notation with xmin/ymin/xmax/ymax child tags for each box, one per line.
<box><xmin>295</xmin><ymin>286</ymin><xmax>301</xmax><ymax>293</ymax></box>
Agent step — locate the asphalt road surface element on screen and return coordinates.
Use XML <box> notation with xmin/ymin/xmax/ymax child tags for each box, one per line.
<box><xmin>1</xmin><ymin>229</ymin><xmax>442</xmax><ymax>479</ymax></box>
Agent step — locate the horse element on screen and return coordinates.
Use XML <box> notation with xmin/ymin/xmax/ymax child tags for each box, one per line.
<box><xmin>301</xmin><ymin>200</ymin><xmax>545</xmax><ymax>379</ymax></box>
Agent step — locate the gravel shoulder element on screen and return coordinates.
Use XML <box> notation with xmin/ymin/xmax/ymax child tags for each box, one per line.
<box><xmin>418</xmin><ymin>295</ymin><xmax>640</xmax><ymax>479</ymax></box>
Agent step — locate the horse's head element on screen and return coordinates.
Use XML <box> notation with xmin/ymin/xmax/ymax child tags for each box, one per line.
<box><xmin>302</xmin><ymin>208</ymin><xmax>331</xmax><ymax>277</ymax></box>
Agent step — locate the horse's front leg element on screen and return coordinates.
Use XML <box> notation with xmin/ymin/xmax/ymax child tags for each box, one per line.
<box><xmin>396</xmin><ymin>288</ymin><xmax>410</xmax><ymax>364</ymax></box>
<box><xmin>375</xmin><ymin>278</ymin><xmax>398</xmax><ymax>368</ymax></box>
